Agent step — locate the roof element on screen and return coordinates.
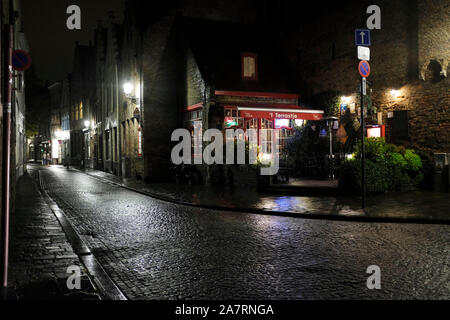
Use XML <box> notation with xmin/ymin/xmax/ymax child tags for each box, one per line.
<box><xmin>179</xmin><ymin>17</ymin><xmax>296</xmax><ymax>94</ymax></box>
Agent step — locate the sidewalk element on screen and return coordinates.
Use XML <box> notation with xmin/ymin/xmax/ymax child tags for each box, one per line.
<box><xmin>4</xmin><ymin>170</ymin><xmax>99</xmax><ymax>300</ymax></box>
<box><xmin>81</xmin><ymin>167</ymin><xmax>450</xmax><ymax>224</ymax></box>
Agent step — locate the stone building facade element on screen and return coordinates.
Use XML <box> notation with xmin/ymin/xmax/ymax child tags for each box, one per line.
<box><xmin>89</xmin><ymin>0</ymin><xmax>263</xmax><ymax>182</ymax></box>
<box><xmin>70</xmin><ymin>43</ymin><xmax>96</xmax><ymax>168</ymax></box>
<box><xmin>48</xmin><ymin>82</ymin><xmax>62</xmax><ymax>164</ymax></box>
<box><xmin>59</xmin><ymin>77</ymin><xmax>71</xmax><ymax>166</ymax></box>
<box><xmin>280</xmin><ymin>0</ymin><xmax>449</xmax><ymax>155</ymax></box>
<box><xmin>119</xmin><ymin>4</ymin><xmax>144</xmax><ymax>180</ymax></box>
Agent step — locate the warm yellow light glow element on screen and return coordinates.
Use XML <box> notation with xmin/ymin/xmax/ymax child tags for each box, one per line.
<box><xmin>390</xmin><ymin>89</ymin><xmax>400</xmax><ymax>98</ymax></box>
<box><xmin>367</xmin><ymin>127</ymin><xmax>381</xmax><ymax>138</ymax></box>
<box><xmin>341</xmin><ymin>96</ymin><xmax>352</xmax><ymax>104</ymax></box>
<box><xmin>51</xmin><ymin>139</ymin><xmax>59</xmax><ymax>159</ymax></box>
<box><xmin>123</xmin><ymin>82</ymin><xmax>133</xmax><ymax>95</ymax></box>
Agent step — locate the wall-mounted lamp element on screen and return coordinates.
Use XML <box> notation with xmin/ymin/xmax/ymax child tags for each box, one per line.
<box><xmin>123</xmin><ymin>82</ymin><xmax>133</xmax><ymax>95</ymax></box>
<box><xmin>390</xmin><ymin>89</ymin><xmax>400</xmax><ymax>98</ymax></box>
<box><xmin>84</xmin><ymin>120</ymin><xmax>90</xmax><ymax>128</ymax></box>
<box><xmin>123</xmin><ymin>81</ymin><xmax>140</xmax><ymax>105</ymax></box>
<box><xmin>341</xmin><ymin>96</ymin><xmax>352</xmax><ymax>104</ymax></box>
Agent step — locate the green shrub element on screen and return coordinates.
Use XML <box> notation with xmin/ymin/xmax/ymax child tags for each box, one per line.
<box><xmin>404</xmin><ymin>149</ymin><xmax>422</xmax><ymax>171</ymax></box>
<box><xmin>340</xmin><ymin>138</ymin><xmax>423</xmax><ymax>193</ymax></box>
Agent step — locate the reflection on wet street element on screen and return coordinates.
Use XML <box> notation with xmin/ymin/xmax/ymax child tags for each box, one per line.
<box><xmin>35</xmin><ymin>165</ymin><xmax>450</xmax><ymax>299</ymax></box>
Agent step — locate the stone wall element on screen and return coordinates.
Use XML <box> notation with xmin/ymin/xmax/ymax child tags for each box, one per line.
<box><xmin>281</xmin><ymin>0</ymin><xmax>449</xmax><ymax>154</ymax></box>
<box><xmin>142</xmin><ymin>14</ymin><xmax>180</xmax><ymax>182</ymax></box>
<box><xmin>418</xmin><ymin>0</ymin><xmax>450</xmax><ymax>80</ymax></box>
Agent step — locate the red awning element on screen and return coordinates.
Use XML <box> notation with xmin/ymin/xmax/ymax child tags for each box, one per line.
<box><xmin>237</xmin><ymin>106</ymin><xmax>324</xmax><ymax>121</ymax></box>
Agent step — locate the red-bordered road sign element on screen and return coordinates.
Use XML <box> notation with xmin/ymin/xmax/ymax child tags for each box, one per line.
<box><xmin>358</xmin><ymin>60</ymin><xmax>371</xmax><ymax>78</ymax></box>
<box><xmin>12</xmin><ymin>50</ymin><xmax>32</xmax><ymax>71</ymax></box>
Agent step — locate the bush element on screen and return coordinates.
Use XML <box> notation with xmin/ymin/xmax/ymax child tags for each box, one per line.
<box><xmin>339</xmin><ymin>138</ymin><xmax>423</xmax><ymax>193</ymax></box>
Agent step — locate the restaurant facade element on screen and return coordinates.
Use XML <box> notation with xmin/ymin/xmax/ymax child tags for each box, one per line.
<box><xmin>179</xmin><ymin>18</ymin><xmax>324</xmax><ymax>179</ymax></box>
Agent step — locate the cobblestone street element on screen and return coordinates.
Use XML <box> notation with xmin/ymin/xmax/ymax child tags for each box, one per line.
<box><xmin>7</xmin><ymin>169</ymin><xmax>99</xmax><ymax>300</ymax></box>
<box><xmin>29</xmin><ymin>165</ymin><xmax>450</xmax><ymax>300</ymax></box>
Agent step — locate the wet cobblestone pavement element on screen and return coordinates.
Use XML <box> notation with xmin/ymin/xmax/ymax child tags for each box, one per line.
<box><xmin>34</xmin><ymin>165</ymin><xmax>450</xmax><ymax>299</ymax></box>
<box><xmin>7</xmin><ymin>170</ymin><xmax>99</xmax><ymax>300</ymax></box>
<box><xmin>84</xmin><ymin>168</ymin><xmax>450</xmax><ymax>222</ymax></box>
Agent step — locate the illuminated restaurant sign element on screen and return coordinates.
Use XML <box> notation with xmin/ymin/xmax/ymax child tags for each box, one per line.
<box><xmin>225</xmin><ymin>117</ymin><xmax>239</xmax><ymax>128</ymax></box>
<box><xmin>237</xmin><ymin>107</ymin><xmax>324</xmax><ymax>121</ymax></box>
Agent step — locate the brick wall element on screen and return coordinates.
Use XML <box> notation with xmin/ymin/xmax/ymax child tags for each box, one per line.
<box><xmin>142</xmin><ymin>14</ymin><xmax>180</xmax><ymax>182</ymax></box>
<box><xmin>418</xmin><ymin>0</ymin><xmax>450</xmax><ymax>80</ymax></box>
<box><xmin>281</xmin><ymin>0</ymin><xmax>449</xmax><ymax>154</ymax></box>
<box><xmin>181</xmin><ymin>45</ymin><xmax>206</xmax><ymax>108</ymax></box>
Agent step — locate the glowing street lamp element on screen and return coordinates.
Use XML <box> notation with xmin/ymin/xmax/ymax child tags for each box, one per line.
<box><xmin>123</xmin><ymin>82</ymin><xmax>133</xmax><ymax>95</ymax></box>
<box><xmin>341</xmin><ymin>96</ymin><xmax>352</xmax><ymax>104</ymax></box>
<box><xmin>390</xmin><ymin>89</ymin><xmax>400</xmax><ymax>98</ymax></box>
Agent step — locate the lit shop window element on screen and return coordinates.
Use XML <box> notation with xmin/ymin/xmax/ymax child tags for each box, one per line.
<box><xmin>241</xmin><ymin>53</ymin><xmax>258</xmax><ymax>80</ymax></box>
<box><xmin>224</xmin><ymin>108</ymin><xmax>243</xmax><ymax>129</ymax></box>
<box><xmin>79</xmin><ymin>102</ymin><xmax>83</xmax><ymax>119</ymax></box>
<box><xmin>138</xmin><ymin>124</ymin><xmax>142</xmax><ymax>157</ymax></box>
<box><xmin>260</xmin><ymin>118</ymin><xmax>273</xmax><ymax>154</ymax></box>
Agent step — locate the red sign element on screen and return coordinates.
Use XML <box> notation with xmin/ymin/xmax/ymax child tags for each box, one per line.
<box><xmin>358</xmin><ymin>60</ymin><xmax>371</xmax><ymax>78</ymax></box>
<box><xmin>239</xmin><ymin>109</ymin><xmax>323</xmax><ymax>121</ymax></box>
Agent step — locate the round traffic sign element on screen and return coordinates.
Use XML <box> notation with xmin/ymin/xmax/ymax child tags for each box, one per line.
<box><xmin>12</xmin><ymin>50</ymin><xmax>32</xmax><ymax>71</ymax></box>
<box><xmin>358</xmin><ymin>60</ymin><xmax>370</xmax><ymax>78</ymax></box>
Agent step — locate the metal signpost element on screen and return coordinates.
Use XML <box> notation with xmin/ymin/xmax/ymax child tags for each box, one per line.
<box><xmin>2</xmin><ymin>46</ymin><xmax>31</xmax><ymax>289</ymax></box>
<box><xmin>356</xmin><ymin>29</ymin><xmax>371</xmax><ymax>210</ymax></box>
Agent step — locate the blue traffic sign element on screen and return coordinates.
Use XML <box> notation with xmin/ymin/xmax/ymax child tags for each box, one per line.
<box><xmin>358</xmin><ymin>60</ymin><xmax>371</xmax><ymax>78</ymax></box>
<box><xmin>355</xmin><ymin>29</ymin><xmax>371</xmax><ymax>46</ymax></box>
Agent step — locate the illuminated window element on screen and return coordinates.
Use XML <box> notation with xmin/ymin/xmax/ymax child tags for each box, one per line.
<box><xmin>367</xmin><ymin>127</ymin><xmax>381</xmax><ymax>138</ymax></box>
<box><xmin>274</xmin><ymin>119</ymin><xmax>290</xmax><ymax>129</ymax></box>
<box><xmin>138</xmin><ymin>124</ymin><xmax>142</xmax><ymax>157</ymax></box>
<box><xmin>241</xmin><ymin>53</ymin><xmax>258</xmax><ymax>80</ymax></box>
<box><xmin>79</xmin><ymin>102</ymin><xmax>83</xmax><ymax>119</ymax></box>
<box><xmin>260</xmin><ymin>119</ymin><xmax>273</xmax><ymax>154</ymax></box>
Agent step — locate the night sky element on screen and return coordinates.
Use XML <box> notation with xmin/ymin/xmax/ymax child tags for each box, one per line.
<box><xmin>21</xmin><ymin>0</ymin><xmax>125</xmax><ymax>82</ymax></box>
<box><xmin>20</xmin><ymin>0</ymin><xmax>351</xmax><ymax>83</ymax></box>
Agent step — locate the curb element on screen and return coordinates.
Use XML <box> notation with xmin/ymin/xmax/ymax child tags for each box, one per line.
<box><xmin>75</xmin><ymin>169</ymin><xmax>450</xmax><ymax>226</ymax></box>
<box><xmin>36</xmin><ymin>170</ymin><xmax>128</xmax><ymax>300</ymax></box>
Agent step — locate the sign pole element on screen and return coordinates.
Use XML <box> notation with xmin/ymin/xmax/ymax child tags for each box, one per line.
<box><xmin>360</xmin><ymin>77</ymin><xmax>366</xmax><ymax>209</ymax></box>
<box><xmin>355</xmin><ymin>28</ymin><xmax>370</xmax><ymax>210</ymax></box>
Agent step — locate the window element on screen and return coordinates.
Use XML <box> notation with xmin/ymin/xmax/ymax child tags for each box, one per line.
<box><xmin>121</xmin><ymin>122</ymin><xmax>126</xmax><ymax>154</ymax></box>
<box><xmin>138</xmin><ymin>124</ymin><xmax>142</xmax><ymax>157</ymax></box>
<box><xmin>241</xmin><ymin>53</ymin><xmax>258</xmax><ymax>80</ymax></box>
<box><xmin>105</xmin><ymin>130</ymin><xmax>110</xmax><ymax>160</ymax></box>
<box><xmin>260</xmin><ymin>119</ymin><xmax>273</xmax><ymax>154</ymax></box>
<box><xmin>393</xmin><ymin>110</ymin><xmax>408</xmax><ymax>140</ymax></box>
<box><xmin>224</xmin><ymin>107</ymin><xmax>243</xmax><ymax>129</ymax></box>
<box><xmin>79</xmin><ymin>102</ymin><xmax>83</xmax><ymax>119</ymax></box>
